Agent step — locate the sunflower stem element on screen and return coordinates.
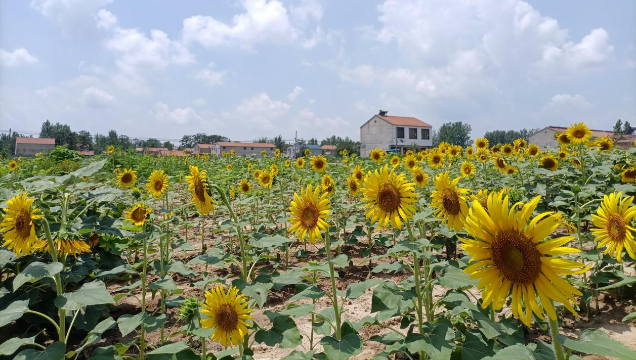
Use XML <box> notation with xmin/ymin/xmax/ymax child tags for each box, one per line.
<box><xmin>140</xmin><ymin>227</ymin><xmax>148</xmax><ymax>359</ymax></box>
<box><xmin>548</xmin><ymin>313</ymin><xmax>566</xmax><ymax>360</ymax></box>
<box><xmin>42</xmin><ymin>217</ymin><xmax>66</xmax><ymax>345</ymax></box>
<box><xmin>213</xmin><ymin>185</ymin><xmax>248</xmax><ymax>282</ymax></box>
<box><xmin>325</xmin><ymin>229</ymin><xmax>342</xmax><ymax>340</ymax></box>
<box><xmin>406</xmin><ymin>220</ymin><xmax>425</xmax><ymax>334</ymax></box>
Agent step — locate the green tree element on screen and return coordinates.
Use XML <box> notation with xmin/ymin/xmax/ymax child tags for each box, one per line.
<box><xmin>0</xmin><ymin>132</ymin><xmax>23</xmax><ymax>156</ymax></box>
<box><xmin>623</xmin><ymin>121</ymin><xmax>632</xmax><ymax>135</ymax></box>
<box><xmin>614</xmin><ymin>119</ymin><xmax>623</xmax><ymax>134</ymax></box>
<box><xmin>77</xmin><ymin>130</ymin><xmax>93</xmax><ymax>150</ymax></box>
<box><xmin>273</xmin><ymin>135</ymin><xmax>286</xmax><ymax>151</ymax></box>
<box><xmin>434</xmin><ymin>122</ymin><xmax>472</xmax><ymax>147</ymax></box>
<box><xmin>308</xmin><ymin>138</ymin><xmax>318</xmax><ymax>145</ymax></box>
<box><xmin>163</xmin><ymin>141</ymin><xmax>174</xmax><ymax>150</ymax></box>
<box><xmin>144</xmin><ymin>138</ymin><xmax>162</xmax><ymax>148</ymax></box>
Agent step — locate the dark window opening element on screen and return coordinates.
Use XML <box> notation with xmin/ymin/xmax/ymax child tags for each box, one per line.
<box><xmin>421</xmin><ymin>129</ymin><xmax>430</xmax><ymax>140</ymax></box>
<box><xmin>409</xmin><ymin>128</ymin><xmax>417</xmax><ymax>139</ymax></box>
<box><xmin>396</xmin><ymin>127</ymin><xmax>404</xmax><ymax>139</ymax></box>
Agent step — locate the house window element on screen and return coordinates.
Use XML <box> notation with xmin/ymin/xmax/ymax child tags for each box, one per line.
<box><xmin>421</xmin><ymin>128</ymin><xmax>430</xmax><ymax>140</ymax></box>
<box><xmin>409</xmin><ymin>128</ymin><xmax>417</xmax><ymax>139</ymax></box>
<box><xmin>222</xmin><ymin>146</ymin><xmax>226</xmax><ymax>150</ymax></box>
<box><xmin>243</xmin><ymin>147</ymin><xmax>247</xmax><ymax>150</ymax></box>
<box><xmin>251</xmin><ymin>147</ymin><xmax>254</xmax><ymax>150</ymax></box>
<box><xmin>396</xmin><ymin>127</ymin><xmax>404</xmax><ymax>139</ymax></box>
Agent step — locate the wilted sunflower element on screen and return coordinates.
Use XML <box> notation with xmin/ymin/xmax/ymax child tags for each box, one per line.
<box><xmin>239</xmin><ymin>179</ymin><xmax>251</xmax><ymax>194</ymax></box>
<box><xmin>253</xmin><ymin>169</ymin><xmax>261</xmax><ymax>180</ymax></box>
<box><xmin>475</xmin><ymin>137</ymin><xmax>489</xmax><ymax>149</ymax></box>
<box><xmin>493</xmin><ymin>157</ymin><xmax>507</xmax><ymax>173</ymax></box>
<box><xmin>427</xmin><ymin>151</ymin><xmax>445</xmax><ymax>169</ymax></box>
<box><xmin>347</xmin><ymin>175</ymin><xmax>360</xmax><ymax>196</ymax></box>
<box><xmin>200</xmin><ymin>285</ymin><xmax>253</xmax><ymax>348</ymax></box>
<box><xmin>557</xmin><ymin>133</ymin><xmax>571</xmax><ymax>146</ymax></box>
<box><xmin>106</xmin><ymin>145</ymin><xmax>115</xmax><ymax>154</ymax></box>
<box><xmin>461</xmin><ymin>193</ymin><xmax>590</xmax><ymax>326</ymax></box>
<box><xmin>430</xmin><ymin>172</ymin><xmax>469</xmax><ymax>231</ymax></box>
<box><xmin>0</xmin><ymin>192</ymin><xmax>43</xmax><ymax>256</ymax></box>
<box><xmin>88</xmin><ymin>233</ymin><xmax>99</xmax><ymax>247</ymax></box>
<box><xmin>311</xmin><ymin>155</ymin><xmax>327</xmax><ymax>173</ymax></box>
<box><xmin>540</xmin><ymin>155</ymin><xmax>558</xmax><ymax>171</ymax></box>
<box><xmin>296</xmin><ymin>157</ymin><xmax>305</xmax><ymax>169</ymax></box>
<box><xmin>412</xmin><ymin>167</ymin><xmax>429</xmax><ymax>187</ymax></box>
<box><xmin>591</xmin><ymin>192</ymin><xmax>636</xmax><ymax>262</ymax></box>
<box><xmin>186</xmin><ymin>166</ymin><xmax>214</xmax><ymax>215</ymax></box>
<box><xmin>285</xmin><ymin>159</ymin><xmax>291</xmax><ymax>167</ymax></box>
<box><xmin>117</xmin><ymin>168</ymin><xmax>137</xmax><ymax>189</ymax></box>
<box><xmin>259</xmin><ymin>170</ymin><xmax>273</xmax><ymax>188</ymax></box>
<box><xmin>146</xmin><ymin>169</ymin><xmax>169</xmax><ymax>198</ymax></box>
<box><xmin>460</xmin><ymin>162</ymin><xmax>475</xmax><ymax>178</ymax></box>
<box><xmin>352</xmin><ymin>165</ymin><xmax>364</xmax><ymax>182</ymax></box>
<box><xmin>321</xmin><ymin>174</ymin><xmax>335</xmax><ymax>196</ymax></box>
<box><xmin>289</xmin><ymin>184</ymin><xmax>331</xmax><ymax>243</ymax></box>
<box><xmin>390</xmin><ymin>155</ymin><xmax>400</xmax><ymax>168</ymax></box>
<box><xmin>35</xmin><ymin>239</ymin><xmax>91</xmax><ymax>258</ymax></box>
<box><xmin>621</xmin><ymin>168</ymin><xmax>636</xmax><ymax>183</ymax></box>
<box><xmin>361</xmin><ymin>165</ymin><xmax>417</xmax><ymax>229</ymax></box>
<box><xmin>8</xmin><ymin>160</ymin><xmax>18</xmax><ymax>171</ymax></box>
<box><xmin>566</xmin><ymin>122</ymin><xmax>592</xmax><ymax>144</ymax></box>
<box><xmin>526</xmin><ymin>144</ymin><xmax>540</xmax><ymax>157</ymax></box>
<box><xmin>126</xmin><ymin>203</ymin><xmax>151</xmax><ymax>226</ymax></box>
<box><xmin>369</xmin><ymin>148</ymin><xmax>385</xmax><ymax>164</ymax></box>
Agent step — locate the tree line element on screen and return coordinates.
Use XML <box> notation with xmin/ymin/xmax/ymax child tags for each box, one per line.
<box><xmin>432</xmin><ymin>121</ymin><xmax>542</xmax><ymax>147</ymax></box>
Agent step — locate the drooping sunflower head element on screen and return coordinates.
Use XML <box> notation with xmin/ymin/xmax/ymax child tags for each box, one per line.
<box><xmin>352</xmin><ymin>165</ymin><xmax>364</xmax><ymax>182</ymax></box>
<box><xmin>311</xmin><ymin>155</ymin><xmax>327</xmax><ymax>173</ymax></box>
<box><xmin>0</xmin><ymin>192</ymin><xmax>43</xmax><ymax>257</ymax></box>
<box><xmin>126</xmin><ymin>203</ymin><xmax>151</xmax><ymax>226</ymax></box>
<box><xmin>369</xmin><ymin>148</ymin><xmax>385</xmax><ymax>163</ymax></box>
<box><xmin>106</xmin><ymin>145</ymin><xmax>115</xmax><ymax>154</ymax></box>
<box><xmin>239</xmin><ymin>179</ymin><xmax>251</xmax><ymax>194</ymax></box>
<box><xmin>460</xmin><ymin>161</ymin><xmax>475</xmax><ymax>178</ymax></box>
<box><xmin>270</xmin><ymin>164</ymin><xmax>279</xmax><ymax>176</ymax></box>
<box><xmin>403</xmin><ymin>155</ymin><xmax>417</xmax><ymax>170</ymax></box>
<box><xmin>493</xmin><ymin>157</ymin><xmax>507</xmax><ymax>173</ymax></box>
<box><xmin>321</xmin><ymin>174</ymin><xmax>335</xmax><ymax>196</ymax></box>
<box><xmin>476</xmin><ymin>149</ymin><xmax>490</xmax><ymax>163</ymax></box>
<box><xmin>146</xmin><ymin>169</ymin><xmax>169</xmax><ymax>198</ymax></box>
<box><xmin>200</xmin><ymin>285</ymin><xmax>253</xmax><ymax>348</ymax></box>
<box><xmin>35</xmin><ymin>239</ymin><xmax>91</xmax><ymax>259</ymax></box>
<box><xmin>526</xmin><ymin>144</ymin><xmax>540</xmax><ymax>157</ymax></box>
<box><xmin>540</xmin><ymin>155</ymin><xmax>558</xmax><ymax>171</ymax></box>
<box><xmin>427</xmin><ymin>151</ymin><xmax>445</xmax><ymax>169</ymax></box>
<box><xmin>390</xmin><ymin>155</ymin><xmax>400</xmax><ymax>168</ymax></box>
<box><xmin>296</xmin><ymin>157</ymin><xmax>305</xmax><ymax>169</ymax></box>
<box><xmin>461</xmin><ymin>193</ymin><xmax>590</xmax><ymax>326</ymax></box>
<box><xmin>259</xmin><ymin>170</ymin><xmax>273</xmax><ymax>188</ymax></box>
<box><xmin>591</xmin><ymin>192</ymin><xmax>636</xmax><ymax>262</ymax></box>
<box><xmin>566</xmin><ymin>122</ymin><xmax>592</xmax><ymax>144</ymax></box>
<box><xmin>185</xmin><ymin>165</ymin><xmax>214</xmax><ymax>215</ymax></box>
<box><xmin>226</xmin><ymin>164</ymin><xmax>232</xmax><ymax>171</ymax></box>
<box><xmin>117</xmin><ymin>168</ymin><xmax>137</xmax><ymax>189</ymax></box>
<box><xmin>430</xmin><ymin>172</ymin><xmax>469</xmax><ymax>231</ymax></box>
<box><xmin>289</xmin><ymin>184</ymin><xmax>331</xmax><ymax>243</ymax></box>
<box><xmin>571</xmin><ymin>157</ymin><xmax>582</xmax><ymax>169</ymax></box>
<box><xmin>411</xmin><ymin>167</ymin><xmax>429</xmax><ymax>188</ymax></box>
<box><xmin>347</xmin><ymin>175</ymin><xmax>360</xmax><ymax>196</ymax></box>
<box><xmin>621</xmin><ymin>168</ymin><xmax>636</xmax><ymax>183</ymax></box>
<box><xmin>475</xmin><ymin>137</ymin><xmax>489</xmax><ymax>149</ymax></box>
<box><xmin>361</xmin><ymin>165</ymin><xmax>418</xmax><ymax>229</ymax></box>
<box><xmin>8</xmin><ymin>160</ymin><xmax>18</xmax><ymax>171</ymax></box>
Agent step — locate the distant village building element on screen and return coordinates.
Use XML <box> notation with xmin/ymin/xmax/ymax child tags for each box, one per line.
<box><xmin>143</xmin><ymin>147</ymin><xmax>169</xmax><ymax>156</ymax></box>
<box><xmin>360</xmin><ymin>110</ymin><xmax>433</xmax><ymax>157</ymax></box>
<box><xmin>321</xmin><ymin>144</ymin><xmax>337</xmax><ymax>157</ymax></box>
<box><xmin>614</xmin><ymin>134</ymin><xmax>636</xmax><ymax>149</ymax></box>
<box><xmin>214</xmin><ymin>142</ymin><xmax>276</xmax><ymax>156</ymax></box>
<box><xmin>194</xmin><ymin>143</ymin><xmax>214</xmax><ymax>154</ymax></box>
<box><xmin>76</xmin><ymin>150</ymin><xmax>95</xmax><ymax>156</ymax></box>
<box><xmin>529</xmin><ymin>126</ymin><xmax>615</xmax><ymax>148</ymax></box>
<box><xmin>286</xmin><ymin>143</ymin><xmax>328</xmax><ymax>158</ymax></box>
<box><xmin>15</xmin><ymin>137</ymin><xmax>56</xmax><ymax>156</ymax></box>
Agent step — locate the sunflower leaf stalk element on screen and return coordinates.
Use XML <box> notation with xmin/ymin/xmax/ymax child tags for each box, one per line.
<box><xmin>212</xmin><ymin>185</ymin><xmax>248</xmax><ymax>282</ymax></box>
<box><xmin>325</xmin><ymin>228</ymin><xmax>342</xmax><ymax>340</ymax></box>
<box><xmin>42</xmin><ymin>217</ymin><xmax>66</xmax><ymax>345</ymax></box>
<box><xmin>548</xmin><ymin>309</ymin><xmax>566</xmax><ymax>360</ymax></box>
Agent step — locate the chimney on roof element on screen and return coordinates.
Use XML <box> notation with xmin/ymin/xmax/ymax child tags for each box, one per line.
<box><xmin>379</xmin><ymin>110</ymin><xmax>388</xmax><ymax>116</ymax></box>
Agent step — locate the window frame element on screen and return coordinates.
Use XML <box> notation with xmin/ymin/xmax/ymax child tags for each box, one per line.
<box><xmin>409</xmin><ymin>128</ymin><xmax>418</xmax><ymax>139</ymax></box>
<box><xmin>421</xmin><ymin>128</ymin><xmax>430</xmax><ymax>140</ymax></box>
<box><xmin>396</xmin><ymin>127</ymin><xmax>405</xmax><ymax>139</ymax></box>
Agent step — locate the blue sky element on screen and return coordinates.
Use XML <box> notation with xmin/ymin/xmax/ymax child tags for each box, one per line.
<box><xmin>1</xmin><ymin>0</ymin><xmax>634</xmax><ymax>143</ymax></box>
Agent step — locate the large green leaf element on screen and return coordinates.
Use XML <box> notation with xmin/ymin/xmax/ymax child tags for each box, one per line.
<box><xmin>0</xmin><ymin>299</ymin><xmax>29</xmax><ymax>327</ymax></box>
<box><xmin>149</xmin><ymin>276</ymin><xmax>177</xmax><ymax>291</ymax></box>
<box><xmin>483</xmin><ymin>344</ymin><xmax>534</xmax><ymax>359</ymax></box>
<box><xmin>596</xmin><ymin>275</ymin><xmax>636</xmax><ymax>290</ymax></box>
<box><xmin>255</xmin><ymin>313</ymin><xmax>301</xmax><ymax>348</ymax></box>
<box><xmin>147</xmin><ymin>342</ymin><xmax>199</xmax><ymax>360</ymax></box>
<box><xmin>282</xmin><ymin>350</ymin><xmax>315</xmax><ymax>360</ymax></box>
<box><xmin>346</xmin><ymin>279</ymin><xmax>381</xmax><ymax>299</ymax></box>
<box><xmin>90</xmin><ymin>346</ymin><xmax>124</xmax><ymax>360</ymax></box>
<box><xmin>13</xmin><ymin>262</ymin><xmax>63</xmax><ymax>291</ymax></box>
<box><xmin>73</xmin><ymin>317</ymin><xmax>117</xmax><ymax>356</ymax></box>
<box><xmin>321</xmin><ymin>333</ymin><xmax>363</xmax><ymax>360</ymax></box>
<box><xmin>14</xmin><ymin>341</ymin><xmax>65</xmax><ymax>360</ymax></box>
<box><xmin>0</xmin><ymin>336</ymin><xmax>36</xmax><ymax>356</ymax></box>
<box><xmin>117</xmin><ymin>312</ymin><xmax>147</xmax><ymax>337</ymax></box>
<box><xmin>289</xmin><ymin>285</ymin><xmax>325</xmax><ymax>302</ymax></box>
<box><xmin>561</xmin><ymin>328</ymin><xmax>636</xmax><ymax>359</ymax></box>
<box><xmin>437</xmin><ymin>265</ymin><xmax>478</xmax><ymax>289</ymax></box>
<box><xmin>404</xmin><ymin>320</ymin><xmax>455</xmax><ymax>360</ymax></box>
<box><xmin>251</xmin><ymin>235</ymin><xmax>291</xmax><ymax>249</ymax></box>
<box><xmin>55</xmin><ymin>280</ymin><xmax>115</xmax><ymax>310</ymax></box>
<box><xmin>461</xmin><ymin>331</ymin><xmax>495</xmax><ymax>360</ymax></box>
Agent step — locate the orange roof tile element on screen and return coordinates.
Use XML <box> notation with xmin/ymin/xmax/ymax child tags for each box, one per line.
<box><xmin>378</xmin><ymin>115</ymin><xmax>432</xmax><ymax>127</ymax></box>
<box><xmin>546</xmin><ymin>126</ymin><xmax>614</xmax><ymax>138</ymax></box>
<box><xmin>15</xmin><ymin>137</ymin><xmax>55</xmax><ymax>145</ymax></box>
<box><xmin>321</xmin><ymin>145</ymin><xmax>337</xmax><ymax>150</ymax></box>
<box><xmin>217</xmin><ymin>142</ymin><xmax>275</xmax><ymax>148</ymax></box>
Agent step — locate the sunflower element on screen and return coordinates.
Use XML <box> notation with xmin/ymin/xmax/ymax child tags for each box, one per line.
<box><xmin>311</xmin><ymin>155</ymin><xmax>327</xmax><ymax>173</ymax></box>
<box><xmin>491</xmin><ymin>145</ymin><xmax>500</xmax><ymax>154</ymax></box>
<box><xmin>417</xmin><ymin>152</ymin><xmax>425</xmax><ymax>162</ymax></box>
<box><xmin>0</xmin><ymin>192</ymin><xmax>43</xmax><ymax>257</ymax></box>
<box><xmin>427</xmin><ymin>151</ymin><xmax>445</xmax><ymax>169</ymax></box>
<box><xmin>304</xmin><ymin>148</ymin><xmax>311</xmax><ymax>157</ymax></box>
<box><xmin>461</xmin><ymin>192</ymin><xmax>590</xmax><ymax>326</ymax></box>
<box><xmin>106</xmin><ymin>145</ymin><xmax>115</xmax><ymax>154</ymax></box>
<box><xmin>274</xmin><ymin>148</ymin><xmax>281</xmax><ymax>157</ymax></box>
<box><xmin>557</xmin><ymin>133</ymin><xmax>571</xmax><ymax>146</ymax></box>
<box><xmin>540</xmin><ymin>155</ymin><xmax>558</xmax><ymax>171</ymax></box>
<box><xmin>347</xmin><ymin>175</ymin><xmax>360</xmax><ymax>196</ymax></box>
<box><xmin>566</xmin><ymin>122</ymin><xmax>592</xmax><ymax>144</ymax></box>
<box><xmin>557</xmin><ymin>150</ymin><xmax>569</xmax><ymax>160</ymax></box>
<box><xmin>621</xmin><ymin>168</ymin><xmax>636</xmax><ymax>183</ymax></box>
<box><xmin>430</xmin><ymin>172</ymin><xmax>469</xmax><ymax>231</ymax></box>
<box><xmin>460</xmin><ymin>162</ymin><xmax>475</xmax><ymax>178</ymax></box>
<box><xmin>247</xmin><ymin>162</ymin><xmax>253</xmax><ymax>170</ymax></box>
<box><xmin>253</xmin><ymin>169</ymin><xmax>261</xmax><ymax>180</ymax></box>
<box><xmin>289</xmin><ymin>184</ymin><xmax>331</xmax><ymax>243</ymax></box>
<box><xmin>8</xmin><ymin>160</ymin><xmax>18</xmax><ymax>171</ymax></box>
<box><xmin>341</xmin><ymin>149</ymin><xmax>348</xmax><ymax>156</ymax></box>
<box><xmin>594</xmin><ymin>137</ymin><xmax>614</xmax><ymax>152</ymax></box>
<box><xmin>146</xmin><ymin>170</ymin><xmax>169</xmax><ymax>198</ymax></box>
<box><xmin>361</xmin><ymin>165</ymin><xmax>417</xmax><ymax>229</ymax></box>
<box><xmin>369</xmin><ymin>148</ymin><xmax>385</xmax><ymax>164</ymax></box>
<box><xmin>260</xmin><ymin>150</ymin><xmax>267</xmax><ymax>157</ymax></box>
<box><xmin>352</xmin><ymin>165</ymin><xmax>364</xmax><ymax>182</ymax></box>
<box><xmin>506</xmin><ymin>166</ymin><xmax>518</xmax><ymax>175</ymax></box>
<box><xmin>403</xmin><ymin>155</ymin><xmax>418</xmax><ymax>170</ymax></box>
<box><xmin>230</xmin><ymin>149</ymin><xmax>236</xmax><ymax>156</ymax></box>
<box><xmin>35</xmin><ymin>239</ymin><xmax>91</xmax><ymax>259</ymax></box>
<box><xmin>591</xmin><ymin>192</ymin><xmax>636</xmax><ymax>262</ymax></box>
<box><xmin>259</xmin><ymin>170</ymin><xmax>273</xmax><ymax>188</ymax></box>
<box><xmin>270</xmin><ymin>164</ymin><xmax>279</xmax><ymax>177</ymax></box>
<box><xmin>239</xmin><ymin>179</ymin><xmax>251</xmax><ymax>194</ymax></box>
<box><xmin>471</xmin><ymin>189</ymin><xmax>490</xmax><ymax>211</ymax></box>
<box><xmin>296</xmin><ymin>157</ymin><xmax>305</xmax><ymax>169</ymax></box>
<box><xmin>501</xmin><ymin>144</ymin><xmax>514</xmax><ymax>157</ymax></box>
<box><xmin>514</xmin><ymin>138</ymin><xmax>527</xmax><ymax>149</ymax></box>
<box><xmin>226</xmin><ymin>164</ymin><xmax>232</xmax><ymax>171</ymax></box>
<box><xmin>200</xmin><ymin>285</ymin><xmax>253</xmax><ymax>348</ymax></box>
<box><xmin>285</xmin><ymin>159</ymin><xmax>291</xmax><ymax>167</ymax></box>
<box><xmin>117</xmin><ymin>168</ymin><xmax>137</xmax><ymax>189</ymax></box>
<box><xmin>493</xmin><ymin>157</ymin><xmax>507</xmax><ymax>173</ymax></box>
<box><xmin>390</xmin><ymin>155</ymin><xmax>400</xmax><ymax>168</ymax></box>
<box><xmin>526</xmin><ymin>144</ymin><xmax>540</xmax><ymax>157</ymax></box>
<box><xmin>475</xmin><ymin>137</ymin><xmax>489</xmax><ymax>149</ymax></box>
<box><xmin>321</xmin><ymin>174</ymin><xmax>335</xmax><ymax>196</ymax></box>
<box><xmin>571</xmin><ymin>157</ymin><xmax>582</xmax><ymax>169</ymax></box>
<box><xmin>412</xmin><ymin>167</ymin><xmax>429</xmax><ymax>187</ymax></box>
<box><xmin>465</xmin><ymin>146</ymin><xmax>475</xmax><ymax>159</ymax></box>
<box><xmin>186</xmin><ymin>166</ymin><xmax>215</xmax><ymax>215</ymax></box>
<box><xmin>476</xmin><ymin>149</ymin><xmax>490</xmax><ymax>163</ymax></box>
<box><xmin>126</xmin><ymin>203</ymin><xmax>151</xmax><ymax>226</ymax></box>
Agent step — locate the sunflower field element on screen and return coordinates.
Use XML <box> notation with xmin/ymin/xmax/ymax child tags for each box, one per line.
<box><xmin>0</xmin><ymin>122</ymin><xmax>635</xmax><ymax>360</ymax></box>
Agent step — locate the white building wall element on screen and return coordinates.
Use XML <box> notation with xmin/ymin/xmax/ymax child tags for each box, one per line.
<box><xmin>360</xmin><ymin>115</ymin><xmax>433</xmax><ymax>157</ymax></box>
<box><xmin>529</xmin><ymin>129</ymin><xmax>559</xmax><ymax>149</ymax></box>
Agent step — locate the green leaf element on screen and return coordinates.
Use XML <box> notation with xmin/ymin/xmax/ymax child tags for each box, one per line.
<box><xmin>14</xmin><ymin>341</ymin><xmax>65</xmax><ymax>360</ymax></box>
<box><xmin>282</xmin><ymin>350</ymin><xmax>315</xmax><ymax>360</ymax></box>
<box><xmin>13</xmin><ymin>262</ymin><xmax>63</xmax><ymax>291</ymax></box>
<box><xmin>372</xmin><ymin>261</ymin><xmax>407</xmax><ymax>274</ymax></box>
<box><xmin>90</xmin><ymin>346</ymin><xmax>124</xmax><ymax>360</ymax></box>
<box><xmin>437</xmin><ymin>265</ymin><xmax>478</xmax><ymax>289</ymax></box>
<box><xmin>148</xmin><ymin>276</ymin><xmax>177</xmax><ymax>291</ymax></box>
<box><xmin>596</xmin><ymin>275</ymin><xmax>636</xmax><ymax>290</ymax></box>
<box><xmin>117</xmin><ymin>312</ymin><xmax>147</xmax><ymax>337</ymax></box>
<box><xmin>483</xmin><ymin>344</ymin><xmax>534</xmax><ymax>359</ymax></box>
<box><xmin>255</xmin><ymin>314</ymin><xmax>301</xmax><ymax>348</ymax></box>
<box><xmin>289</xmin><ymin>285</ymin><xmax>325</xmax><ymax>302</ymax></box>
<box><xmin>166</xmin><ymin>261</ymin><xmax>196</xmax><ymax>276</ymax></box>
<box><xmin>320</xmin><ymin>333</ymin><xmax>363</xmax><ymax>360</ymax></box>
<box><xmin>623</xmin><ymin>311</ymin><xmax>636</xmax><ymax>322</ymax></box>
<box><xmin>531</xmin><ymin>340</ymin><xmax>556</xmax><ymax>360</ymax></box>
<box><xmin>461</xmin><ymin>331</ymin><xmax>495</xmax><ymax>360</ymax></box>
<box><xmin>561</xmin><ymin>328</ymin><xmax>636</xmax><ymax>360</ymax></box>
<box><xmin>234</xmin><ymin>280</ymin><xmax>272</xmax><ymax>309</ymax></box>
<box><xmin>74</xmin><ymin>317</ymin><xmax>117</xmax><ymax>355</ymax></box>
<box><xmin>148</xmin><ymin>342</ymin><xmax>199</xmax><ymax>360</ymax></box>
<box><xmin>330</xmin><ymin>254</ymin><xmax>349</xmax><ymax>268</ymax></box>
<box><xmin>55</xmin><ymin>280</ymin><xmax>115</xmax><ymax>310</ymax></box>
<box><xmin>404</xmin><ymin>320</ymin><xmax>455</xmax><ymax>360</ymax></box>
<box><xmin>279</xmin><ymin>304</ymin><xmax>314</xmax><ymax>318</ymax></box>
<box><xmin>251</xmin><ymin>235</ymin><xmax>291</xmax><ymax>249</ymax></box>
<box><xmin>0</xmin><ymin>299</ymin><xmax>29</xmax><ymax>327</ymax></box>
<box><xmin>346</xmin><ymin>279</ymin><xmax>381</xmax><ymax>300</ymax></box>
<box><xmin>0</xmin><ymin>336</ymin><xmax>36</xmax><ymax>356</ymax></box>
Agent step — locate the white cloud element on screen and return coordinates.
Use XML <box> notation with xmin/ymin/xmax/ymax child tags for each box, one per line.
<box><xmin>340</xmin><ymin>65</ymin><xmax>376</xmax><ymax>84</ymax></box>
<box><xmin>540</xmin><ymin>28</ymin><xmax>614</xmax><ymax>72</ymax></box>
<box><xmin>545</xmin><ymin>94</ymin><xmax>591</xmax><ymax>111</ymax></box>
<box><xmin>81</xmin><ymin>86</ymin><xmax>116</xmax><ymax>107</ymax></box>
<box><xmin>30</xmin><ymin>0</ymin><xmax>113</xmax><ymax>33</ymax></box>
<box><xmin>235</xmin><ymin>92</ymin><xmax>290</xmax><ymax>129</ymax></box>
<box><xmin>0</xmin><ymin>48</ymin><xmax>39</xmax><ymax>67</ymax></box>
<box><xmin>290</xmin><ymin>0</ymin><xmax>323</xmax><ymax>25</ymax></box>
<box><xmin>35</xmin><ymin>86</ymin><xmax>58</xmax><ymax>98</ymax></box>
<box><xmin>292</xmin><ymin>108</ymin><xmax>352</xmax><ymax>139</ymax></box>
<box><xmin>193</xmin><ymin>65</ymin><xmax>226</xmax><ymax>87</ymax></box>
<box><xmin>154</xmin><ymin>102</ymin><xmax>202</xmax><ymax>124</ymax></box>
<box><xmin>286</xmin><ymin>86</ymin><xmax>304</xmax><ymax>101</ymax></box>
<box><xmin>95</xmin><ymin>9</ymin><xmax>117</xmax><ymax>30</ymax></box>
<box><xmin>191</xmin><ymin>98</ymin><xmax>206</xmax><ymax>106</ymax></box>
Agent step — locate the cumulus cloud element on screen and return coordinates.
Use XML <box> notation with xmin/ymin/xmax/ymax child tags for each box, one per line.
<box><xmin>30</xmin><ymin>0</ymin><xmax>113</xmax><ymax>33</ymax></box>
<box><xmin>193</xmin><ymin>64</ymin><xmax>226</xmax><ymax>86</ymax></box>
<box><xmin>540</xmin><ymin>28</ymin><xmax>614</xmax><ymax>72</ymax></box>
<box><xmin>292</xmin><ymin>108</ymin><xmax>352</xmax><ymax>139</ymax></box>
<box><xmin>81</xmin><ymin>86</ymin><xmax>116</xmax><ymax>107</ymax></box>
<box><xmin>286</xmin><ymin>86</ymin><xmax>304</xmax><ymax>101</ymax></box>
<box><xmin>235</xmin><ymin>92</ymin><xmax>290</xmax><ymax>129</ymax></box>
<box><xmin>95</xmin><ymin>9</ymin><xmax>117</xmax><ymax>30</ymax></box>
<box><xmin>545</xmin><ymin>94</ymin><xmax>591</xmax><ymax>111</ymax></box>
<box><xmin>0</xmin><ymin>48</ymin><xmax>39</xmax><ymax>67</ymax></box>
<box><xmin>154</xmin><ymin>102</ymin><xmax>202</xmax><ymax>124</ymax></box>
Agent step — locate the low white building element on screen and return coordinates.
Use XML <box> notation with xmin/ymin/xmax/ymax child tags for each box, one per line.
<box><xmin>15</xmin><ymin>137</ymin><xmax>55</xmax><ymax>156</ymax></box>
<box><xmin>529</xmin><ymin>126</ymin><xmax>615</xmax><ymax>148</ymax></box>
<box><xmin>214</xmin><ymin>142</ymin><xmax>276</xmax><ymax>156</ymax></box>
<box><xmin>360</xmin><ymin>111</ymin><xmax>433</xmax><ymax>156</ymax></box>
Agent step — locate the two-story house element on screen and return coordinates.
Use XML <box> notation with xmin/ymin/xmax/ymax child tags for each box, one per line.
<box><xmin>360</xmin><ymin>110</ymin><xmax>433</xmax><ymax>157</ymax></box>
